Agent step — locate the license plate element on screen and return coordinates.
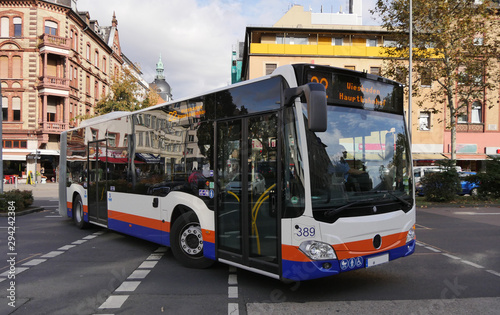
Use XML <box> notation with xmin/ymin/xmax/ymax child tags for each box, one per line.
<box><xmin>366</xmin><ymin>253</ymin><xmax>389</xmax><ymax>268</ymax></box>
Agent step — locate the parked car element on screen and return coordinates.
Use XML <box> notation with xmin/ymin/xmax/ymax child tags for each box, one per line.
<box><xmin>416</xmin><ymin>171</ymin><xmax>479</xmax><ymax>196</ymax></box>
<box><xmin>458</xmin><ymin>171</ymin><xmax>479</xmax><ymax>196</ymax></box>
<box><xmin>226</xmin><ymin>173</ymin><xmax>266</xmax><ymax>195</ymax></box>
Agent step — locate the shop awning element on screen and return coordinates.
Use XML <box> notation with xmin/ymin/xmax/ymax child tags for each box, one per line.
<box><xmin>136</xmin><ymin>153</ymin><xmax>161</xmax><ymax>164</ymax></box>
<box><xmin>412</xmin><ymin>153</ymin><xmax>447</xmax><ymax>160</ymax></box>
<box><xmin>98</xmin><ymin>157</ymin><xmax>144</xmax><ymax>164</ymax></box>
<box><xmin>443</xmin><ymin>153</ymin><xmax>489</xmax><ymax>160</ymax></box>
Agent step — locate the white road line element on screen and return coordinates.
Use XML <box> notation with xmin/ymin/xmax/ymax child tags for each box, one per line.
<box><xmin>228</xmin><ymin>303</ymin><xmax>239</xmax><ymax>315</ymax></box>
<box><xmin>455</xmin><ymin>212</ymin><xmax>500</xmax><ymax>215</ymax></box>
<box><xmin>83</xmin><ymin>235</ymin><xmax>97</xmax><ymax>240</ymax></box>
<box><xmin>72</xmin><ymin>239</ymin><xmax>88</xmax><ymax>245</ymax></box>
<box><xmin>22</xmin><ymin>259</ymin><xmax>47</xmax><ymax>266</ymax></box>
<box><xmin>228</xmin><ymin>286</ymin><xmax>238</xmax><ymax>298</ymax></box>
<box><xmin>425</xmin><ymin>246</ymin><xmax>441</xmax><ymax>253</ymax></box>
<box><xmin>146</xmin><ymin>253</ymin><xmax>163</xmax><ymax>260</ymax></box>
<box><xmin>138</xmin><ymin>261</ymin><xmax>158</xmax><ymax>269</ymax></box>
<box><xmin>228</xmin><ymin>274</ymin><xmax>238</xmax><ymax>285</ymax></box>
<box><xmin>41</xmin><ymin>251</ymin><xmax>64</xmax><ymax>258</ymax></box>
<box><xmin>460</xmin><ymin>260</ymin><xmax>484</xmax><ymax>269</ymax></box>
<box><xmin>127</xmin><ymin>269</ymin><xmax>150</xmax><ymax>279</ymax></box>
<box><xmin>58</xmin><ymin>245</ymin><xmax>76</xmax><ymax>251</ymax></box>
<box><xmin>486</xmin><ymin>270</ymin><xmax>500</xmax><ymax>277</ymax></box>
<box><xmin>115</xmin><ymin>281</ymin><xmax>141</xmax><ymax>292</ymax></box>
<box><xmin>442</xmin><ymin>253</ymin><xmax>460</xmax><ymax>260</ymax></box>
<box><xmin>99</xmin><ymin>295</ymin><xmax>129</xmax><ymax>309</ymax></box>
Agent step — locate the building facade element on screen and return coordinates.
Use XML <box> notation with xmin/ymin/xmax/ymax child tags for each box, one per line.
<box><xmin>241</xmin><ymin>4</ymin><xmax>500</xmax><ymax>172</ymax></box>
<box><xmin>1</xmin><ymin>0</ymin><xmax>144</xmax><ymax>182</ymax></box>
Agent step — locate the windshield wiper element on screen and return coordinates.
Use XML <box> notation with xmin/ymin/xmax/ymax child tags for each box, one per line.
<box><xmin>374</xmin><ymin>190</ymin><xmax>412</xmax><ymax>208</ymax></box>
<box><xmin>325</xmin><ymin>198</ymin><xmax>377</xmax><ymax>217</ymax></box>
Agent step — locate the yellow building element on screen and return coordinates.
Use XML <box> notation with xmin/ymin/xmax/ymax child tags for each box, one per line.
<box><xmin>241</xmin><ymin>4</ymin><xmax>500</xmax><ymax>172</ymax></box>
<box><xmin>1</xmin><ymin>0</ymin><xmax>144</xmax><ymax>181</ymax></box>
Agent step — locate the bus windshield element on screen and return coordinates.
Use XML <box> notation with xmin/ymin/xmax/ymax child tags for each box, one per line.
<box><xmin>306</xmin><ymin>105</ymin><xmax>413</xmax><ymax>223</ymax></box>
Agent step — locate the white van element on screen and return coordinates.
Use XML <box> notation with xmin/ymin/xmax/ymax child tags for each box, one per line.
<box><xmin>413</xmin><ymin>165</ymin><xmax>462</xmax><ymax>184</ymax></box>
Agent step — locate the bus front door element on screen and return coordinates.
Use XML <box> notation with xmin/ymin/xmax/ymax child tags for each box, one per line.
<box><xmin>216</xmin><ymin>113</ymin><xmax>279</xmax><ymax>276</ymax></box>
<box><xmin>88</xmin><ymin>139</ymin><xmax>108</xmax><ymax>226</ymax></box>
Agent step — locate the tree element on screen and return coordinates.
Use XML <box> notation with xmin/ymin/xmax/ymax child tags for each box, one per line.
<box><xmin>371</xmin><ymin>0</ymin><xmax>500</xmax><ymax>161</ymax></box>
<box><xmin>76</xmin><ymin>67</ymin><xmax>160</xmax><ymax>122</ymax></box>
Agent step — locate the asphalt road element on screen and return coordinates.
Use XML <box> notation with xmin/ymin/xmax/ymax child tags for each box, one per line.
<box><xmin>0</xmin><ymin>185</ymin><xmax>499</xmax><ymax>314</ymax></box>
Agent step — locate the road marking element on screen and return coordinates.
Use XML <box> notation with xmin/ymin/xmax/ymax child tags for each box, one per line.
<box><xmin>41</xmin><ymin>251</ymin><xmax>64</xmax><ymax>258</ymax></box>
<box><xmin>424</xmin><ymin>246</ymin><xmax>441</xmax><ymax>253</ymax></box>
<box><xmin>115</xmin><ymin>281</ymin><xmax>141</xmax><ymax>292</ymax></box>
<box><xmin>228</xmin><ymin>266</ymin><xmax>239</xmax><ymax>315</ymax></box>
<box><xmin>138</xmin><ymin>261</ymin><xmax>158</xmax><ymax>269</ymax></box>
<box><xmin>442</xmin><ymin>253</ymin><xmax>460</xmax><ymax>260</ymax></box>
<box><xmin>72</xmin><ymin>239</ymin><xmax>88</xmax><ymax>245</ymax></box>
<box><xmin>486</xmin><ymin>270</ymin><xmax>500</xmax><ymax>277</ymax></box>
<box><xmin>58</xmin><ymin>245</ymin><xmax>76</xmax><ymax>251</ymax></box>
<box><xmin>460</xmin><ymin>260</ymin><xmax>484</xmax><ymax>269</ymax></box>
<box><xmin>128</xmin><ymin>269</ymin><xmax>150</xmax><ymax>279</ymax></box>
<box><xmin>97</xmin><ymin>246</ymin><xmax>166</xmax><ymax>312</ymax></box>
<box><xmin>99</xmin><ymin>295</ymin><xmax>129</xmax><ymax>309</ymax></box>
<box><xmin>22</xmin><ymin>259</ymin><xmax>47</xmax><ymax>266</ymax></box>
<box><xmin>83</xmin><ymin>235</ymin><xmax>98</xmax><ymax>240</ymax></box>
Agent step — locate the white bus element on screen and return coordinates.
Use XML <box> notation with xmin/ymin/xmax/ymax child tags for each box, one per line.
<box><xmin>59</xmin><ymin>64</ymin><xmax>415</xmax><ymax>281</ymax></box>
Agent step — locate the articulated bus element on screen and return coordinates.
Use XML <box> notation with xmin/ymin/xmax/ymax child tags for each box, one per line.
<box><xmin>59</xmin><ymin>64</ymin><xmax>415</xmax><ymax>281</ymax></box>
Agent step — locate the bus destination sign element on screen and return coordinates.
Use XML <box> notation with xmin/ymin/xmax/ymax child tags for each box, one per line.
<box><xmin>306</xmin><ymin>70</ymin><xmax>403</xmax><ymax>113</ymax></box>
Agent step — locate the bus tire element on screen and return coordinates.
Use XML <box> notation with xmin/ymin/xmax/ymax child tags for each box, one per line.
<box><xmin>171</xmin><ymin>211</ymin><xmax>214</xmax><ymax>269</ymax></box>
<box><xmin>73</xmin><ymin>194</ymin><xmax>88</xmax><ymax>229</ymax></box>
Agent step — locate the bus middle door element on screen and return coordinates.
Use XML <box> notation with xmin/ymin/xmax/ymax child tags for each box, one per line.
<box><xmin>216</xmin><ymin>113</ymin><xmax>279</xmax><ymax>276</ymax></box>
<box><xmin>88</xmin><ymin>139</ymin><xmax>108</xmax><ymax>226</ymax></box>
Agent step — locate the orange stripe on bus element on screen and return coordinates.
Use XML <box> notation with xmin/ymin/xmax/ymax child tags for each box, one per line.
<box><xmin>201</xmin><ymin>229</ymin><xmax>215</xmax><ymax>243</ymax></box>
<box><xmin>67</xmin><ymin>201</ymin><xmax>72</xmax><ymax>209</ymax></box>
<box><xmin>83</xmin><ymin>205</ymin><xmax>88</xmax><ymax>214</ymax></box>
<box><xmin>333</xmin><ymin>232</ymin><xmax>407</xmax><ymax>260</ymax></box>
<box><xmin>282</xmin><ymin>244</ymin><xmax>310</xmax><ymax>262</ymax></box>
<box><xmin>108</xmin><ymin>210</ymin><xmax>166</xmax><ymax>232</ymax></box>
<box><xmin>282</xmin><ymin>232</ymin><xmax>408</xmax><ymax>262</ymax></box>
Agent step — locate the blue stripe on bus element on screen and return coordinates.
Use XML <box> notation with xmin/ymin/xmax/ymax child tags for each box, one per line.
<box><xmin>282</xmin><ymin>240</ymin><xmax>416</xmax><ymax>281</ymax></box>
<box><xmin>107</xmin><ymin>218</ymin><xmax>216</xmax><ymax>261</ymax></box>
<box><xmin>108</xmin><ymin>218</ymin><xmax>168</xmax><ymax>246</ymax></box>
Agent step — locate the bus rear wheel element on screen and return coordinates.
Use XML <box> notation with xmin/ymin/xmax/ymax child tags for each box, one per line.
<box><xmin>171</xmin><ymin>212</ymin><xmax>214</xmax><ymax>269</ymax></box>
<box><xmin>73</xmin><ymin>194</ymin><xmax>88</xmax><ymax>229</ymax></box>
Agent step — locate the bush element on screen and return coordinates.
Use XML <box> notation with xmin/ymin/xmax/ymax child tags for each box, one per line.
<box><xmin>0</xmin><ymin>190</ymin><xmax>34</xmax><ymax>212</ymax></box>
<box><xmin>420</xmin><ymin>161</ymin><xmax>461</xmax><ymax>202</ymax></box>
<box><xmin>474</xmin><ymin>158</ymin><xmax>500</xmax><ymax>198</ymax></box>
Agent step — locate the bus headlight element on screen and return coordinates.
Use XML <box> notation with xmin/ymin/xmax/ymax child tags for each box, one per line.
<box><xmin>406</xmin><ymin>225</ymin><xmax>416</xmax><ymax>243</ymax></box>
<box><xmin>299</xmin><ymin>241</ymin><xmax>336</xmax><ymax>260</ymax></box>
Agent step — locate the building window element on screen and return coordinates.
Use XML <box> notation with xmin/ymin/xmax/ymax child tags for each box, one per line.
<box><xmin>13</xmin><ymin>17</ymin><xmax>22</xmax><ymax>37</ymax></box>
<box><xmin>3</xmin><ymin>140</ymin><xmax>27</xmax><ymax>149</ymax></box>
<box><xmin>344</xmin><ymin>65</ymin><xmax>356</xmax><ymax>71</ymax></box>
<box><xmin>1</xmin><ymin>17</ymin><xmax>9</xmax><ymax>37</ymax></box>
<box><xmin>419</xmin><ymin>111</ymin><xmax>431</xmax><ymax>131</ymax></box>
<box><xmin>86</xmin><ymin>44</ymin><xmax>91</xmax><ymax>61</ymax></box>
<box><xmin>102</xmin><ymin>56</ymin><xmax>107</xmax><ymax>73</ymax></box>
<box><xmin>47</xmin><ymin>104</ymin><xmax>56</xmax><ymax>122</ymax></box>
<box><xmin>471</xmin><ymin>101</ymin><xmax>482</xmax><ymax>123</ymax></box>
<box><xmin>265</xmin><ymin>63</ymin><xmax>277</xmax><ymax>75</ymax></box>
<box><xmin>457</xmin><ymin>102</ymin><xmax>468</xmax><ymax>124</ymax></box>
<box><xmin>44</xmin><ymin>20</ymin><xmax>57</xmax><ymax>35</ymax></box>
<box><xmin>383</xmin><ymin>39</ymin><xmax>397</xmax><ymax>47</ymax></box>
<box><xmin>332</xmin><ymin>37</ymin><xmax>343</xmax><ymax>46</ymax></box>
<box><xmin>12</xmin><ymin>97</ymin><xmax>20</xmax><ymax>121</ymax></box>
<box><xmin>107</xmin><ymin>133</ymin><xmax>117</xmax><ymax>147</ymax></box>
<box><xmin>420</xmin><ymin>69</ymin><xmax>432</xmax><ymax>87</ymax></box>
<box><xmin>370</xmin><ymin>67</ymin><xmax>381</xmax><ymax>76</ymax></box>
<box><xmin>91</xmin><ymin>129</ymin><xmax>98</xmax><ymax>141</ymax></box>
<box><xmin>367</xmin><ymin>38</ymin><xmax>377</xmax><ymax>47</ymax></box>
<box><xmin>2</xmin><ymin>96</ymin><xmax>7</xmax><ymax>120</ymax></box>
<box><xmin>276</xmin><ymin>35</ymin><xmax>308</xmax><ymax>45</ymax></box>
<box><xmin>71</xmin><ymin>29</ymin><xmax>78</xmax><ymax>50</ymax></box>
<box><xmin>94</xmin><ymin>50</ymin><xmax>99</xmax><ymax>67</ymax></box>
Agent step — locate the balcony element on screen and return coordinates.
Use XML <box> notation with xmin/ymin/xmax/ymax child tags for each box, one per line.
<box><xmin>39</xmin><ymin>34</ymin><xmax>69</xmax><ymax>51</ymax></box>
<box><xmin>38</xmin><ymin>76</ymin><xmax>70</xmax><ymax>90</ymax></box>
<box><xmin>39</xmin><ymin>121</ymin><xmax>69</xmax><ymax>134</ymax></box>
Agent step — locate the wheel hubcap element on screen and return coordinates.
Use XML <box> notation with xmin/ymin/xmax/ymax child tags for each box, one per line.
<box><xmin>180</xmin><ymin>224</ymin><xmax>203</xmax><ymax>255</ymax></box>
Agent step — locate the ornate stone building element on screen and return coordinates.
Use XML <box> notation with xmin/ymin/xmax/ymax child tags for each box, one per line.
<box><xmin>0</xmin><ymin>0</ymin><xmax>144</xmax><ymax>181</ymax></box>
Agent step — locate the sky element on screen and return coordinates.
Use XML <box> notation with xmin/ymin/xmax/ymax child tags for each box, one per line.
<box><xmin>77</xmin><ymin>0</ymin><xmax>378</xmax><ymax>100</ymax></box>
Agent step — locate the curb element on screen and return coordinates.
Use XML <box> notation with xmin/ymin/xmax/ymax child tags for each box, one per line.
<box><xmin>0</xmin><ymin>207</ymin><xmax>45</xmax><ymax>217</ymax></box>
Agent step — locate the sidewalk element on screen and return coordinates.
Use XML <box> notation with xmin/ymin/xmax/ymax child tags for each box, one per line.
<box><xmin>2</xmin><ymin>182</ymin><xmax>59</xmax><ymax>199</ymax></box>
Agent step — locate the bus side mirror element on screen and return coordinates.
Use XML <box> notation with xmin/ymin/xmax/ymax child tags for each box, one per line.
<box><xmin>284</xmin><ymin>82</ymin><xmax>327</xmax><ymax>132</ymax></box>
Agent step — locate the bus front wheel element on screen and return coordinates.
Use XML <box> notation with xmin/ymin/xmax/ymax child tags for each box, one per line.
<box><xmin>171</xmin><ymin>212</ymin><xmax>214</xmax><ymax>269</ymax></box>
<box><xmin>73</xmin><ymin>194</ymin><xmax>88</xmax><ymax>229</ymax></box>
